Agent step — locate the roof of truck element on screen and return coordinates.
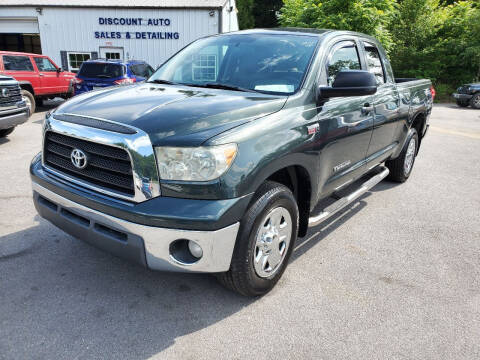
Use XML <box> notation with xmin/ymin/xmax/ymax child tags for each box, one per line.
<box><xmin>234</xmin><ymin>28</ymin><xmax>333</xmax><ymax>37</ymax></box>
<box><xmin>0</xmin><ymin>51</ymin><xmax>47</xmax><ymax>57</ymax></box>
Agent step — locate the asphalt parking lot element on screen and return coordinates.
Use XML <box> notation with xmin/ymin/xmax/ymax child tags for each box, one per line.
<box><xmin>0</xmin><ymin>103</ymin><xmax>479</xmax><ymax>359</ymax></box>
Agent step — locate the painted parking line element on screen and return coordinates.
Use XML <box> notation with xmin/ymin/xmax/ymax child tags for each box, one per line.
<box><xmin>430</xmin><ymin>126</ymin><xmax>480</xmax><ymax>140</ymax></box>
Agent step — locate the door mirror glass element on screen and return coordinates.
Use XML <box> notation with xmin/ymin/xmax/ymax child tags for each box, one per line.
<box><xmin>319</xmin><ymin>70</ymin><xmax>377</xmax><ymax>98</ymax></box>
<box><xmin>57</xmin><ymin>67</ymin><xmax>63</xmax><ymax>73</ymax></box>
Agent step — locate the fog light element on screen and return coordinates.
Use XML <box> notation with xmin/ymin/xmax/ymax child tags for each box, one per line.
<box><xmin>188</xmin><ymin>241</ymin><xmax>203</xmax><ymax>258</ymax></box>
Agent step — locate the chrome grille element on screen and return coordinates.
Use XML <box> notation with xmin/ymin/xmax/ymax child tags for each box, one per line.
<box><xmin>457</xmin><ymin>86</ymin><xmax>470</xmax><ymax>94</ymax></box>
<box><xmin>0</xmin><ymin>84</ymin><xmax>22</xmax><ymax>105</ymax></box>
<box><xmin>44</xmin><ymin>131</ymin><xmax>135</xmax><ymax>196</ymax></box>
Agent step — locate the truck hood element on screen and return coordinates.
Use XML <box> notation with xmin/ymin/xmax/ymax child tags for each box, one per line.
<box><xmin>55</xmin><ymin>83</ymin><xmax>287</xmax><ymax>146</ymax></box>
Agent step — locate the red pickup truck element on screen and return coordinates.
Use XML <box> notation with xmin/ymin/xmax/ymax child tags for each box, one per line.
<box><xmin>0</xmin><ymin>51</ymin><xmax>76</xmax><ymax>114</ymax></box>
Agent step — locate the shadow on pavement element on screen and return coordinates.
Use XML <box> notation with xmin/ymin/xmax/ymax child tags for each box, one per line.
<box><xmin>0</xmin><ymin>174</ymin><xmax>384</xmax><ymax>358</ymax></box>
<box><xmin>0</xmin><ymin>217</ymin><xmax>255</xmax><ymax>358</ymax></box>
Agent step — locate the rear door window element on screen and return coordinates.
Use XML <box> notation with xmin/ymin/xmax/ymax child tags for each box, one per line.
<box><xmin>34</xmin><ymin>57</ymin><xmax>57</xmax><ymax>72</ymax></box>
<box><xmin>3</xmin><ymin>55</ymin><xmax>34</xmax><ymax>71</ymax></box>
<box><xmin>77</xmin><ymin>62</ymin><xmax>124</xmax><ymax>78</ymax></box>
<box><xmin>130</xmin><ymin>63</ymin><xmax>154</xmax><ymax>78</ymax></box>
<box><xmin>327</xmin><ymin>42</ymin><xmax>361</xmax><ymax>86</ymax></box>
<box><xmin>363</xmin><ymin>42</ymin><xmax>386</xmax><ymax>85</ymax></box>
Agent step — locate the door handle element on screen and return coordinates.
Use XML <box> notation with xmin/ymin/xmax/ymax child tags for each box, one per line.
<box><xmin>39</xmin><ymin>73</ymin><xmax>45</xmax><ymax>76</ymax></box>
<box><xmin>362</xmin><ymin>103</ymin><xmax>374</xmax><ymax>115</ymax></box>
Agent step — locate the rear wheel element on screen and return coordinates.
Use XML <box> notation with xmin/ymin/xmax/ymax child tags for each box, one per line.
<box><xmin>21</xmin><ymin>90</ymin><xmax>35</xmax><ymax>114</ymax></box>
<box><xmin>216</xmin><ymin>181</ymin><xmax>299</xmax><ymax>296</ymax></box>
<box><xmin>386</xmin><ymin>128</ymin><xmax>418</xmax><ymax>182</ymax></box>
<box><xmin>469</xmin><ymin>93</ymin><xmax>480</xmax><ymax>109</ymax></box>
<box><xmin>456</xmin><ymin>99</ymin><xmax>469</xmax><ymax>108</ymax></box>
<box><xmin>0</xmin><ymin>127</ymin><xmax>15</xmax><ymax>138</ymax></box>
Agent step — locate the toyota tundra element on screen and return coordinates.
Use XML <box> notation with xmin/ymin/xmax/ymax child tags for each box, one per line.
<box><xmin>30</xmin><ymin>29</ymin><xmax>433</xmax><ymax>296</ymax></box>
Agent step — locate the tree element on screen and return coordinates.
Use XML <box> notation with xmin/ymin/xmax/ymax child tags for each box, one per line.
<box><xmin>236</xmin><ymin>0</ymin><xmax>255</xmax><ymax>30</ymax></box>
<box><xmin>278</xmin><ymin>0</ymin><xmax>480</xmax><ymax>101</ymax></box>
<box><xmin>279</xmin><ymin>0</ymin><xmax>396</xmax><ymax>51</ymax></box>
<box><xmin>252</xmin><ymin>0</ymin><xmax>283</xmax><ymax>28</ymax></box>
<box><xmin>389</xmin><ymin>0</ymin><xmax>480</xmax><ymax>99</ymax></box>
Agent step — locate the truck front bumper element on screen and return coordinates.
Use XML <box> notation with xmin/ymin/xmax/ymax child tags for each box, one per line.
<box><xmin>453</xmin><ymin>93</ymin><xmax>473</xmax><ymax>101</ymax></box>
<box><xmin>0</xmin><ymin>106</ymin><xmax>29</xmax><ymax>129</ymax></box>
<box><xmin>33</xmin><ymin>181</ymin><xmax>240</xmax><ymax>272</ymax></box>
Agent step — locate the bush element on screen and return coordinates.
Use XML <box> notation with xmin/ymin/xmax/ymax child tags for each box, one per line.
<box><xmin>279</xmin><ymin>0</ymin><xmax>480</xmax><ymax>102</ymax></box>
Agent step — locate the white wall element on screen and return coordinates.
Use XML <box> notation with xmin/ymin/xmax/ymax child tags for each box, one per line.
<box><xmin>222</xmin><ymin>0</ymin><xmax>239</xmax><ymax>33</ymax></box>
<box><xmin>0</xmin><ymin>6</ymin><xmax>237</xmax><ymax>68</ymax></box>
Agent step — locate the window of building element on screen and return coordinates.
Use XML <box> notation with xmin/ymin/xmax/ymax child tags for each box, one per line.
<box><xmin>67</xmin><ymin>52</ymin><xmax>91</xmax><ymax>73</ymax></box>
<box><xmin>364</xmin><ymin>42</ymin><xmax>386</xmax><ymax>84</ymax></box>
<box><xmin>104</xmin><ymin>52</ymin><xmax>121</xmax><ymax>60</ymax></box>
<box><xmin>327</xmin><ymin>42</ymin><xmax>361</xmax><ymax>86</ymax></box>
<box><xmin>192</xmin><ymin>54</ymin><xmax>217</xmax><ymax>81</ymax></box>
<box><xmin>2</xmin><ymin>55</ymin><xmax>34</xmax><ymax>71</ymax></box>
<box><xmin>34</xmin><ymin>57</ymin><xmax>57</xmax><ymax>71</ymax></box>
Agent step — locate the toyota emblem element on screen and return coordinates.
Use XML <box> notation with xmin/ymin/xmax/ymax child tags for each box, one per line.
<box><xmin>71</xmin><ymin>149</ymin><xmax>88</xmax><ymax>169</ymax></box>
<box><xmin>1</xmin><ymin>88</ymin><xmax>9</xmax><ymax>98</ymax></box>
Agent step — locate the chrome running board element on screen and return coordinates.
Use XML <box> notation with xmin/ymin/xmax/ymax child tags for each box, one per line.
<box><xmin>308</xmin><ymin>166</ymin><xmax>390</xmax><ymax>227</ymax></box>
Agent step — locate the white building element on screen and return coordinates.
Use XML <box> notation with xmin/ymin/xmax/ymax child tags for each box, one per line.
<box><xmin>0</xmin><ymin>0</ymin><xmax>238</xmax><ymax>71</ymax></box>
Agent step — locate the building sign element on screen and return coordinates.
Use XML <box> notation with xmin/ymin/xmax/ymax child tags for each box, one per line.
<box><xmin>95</xmin><ymin>17</ymin><xmax>180</xmax><ymax>40</ymax></box>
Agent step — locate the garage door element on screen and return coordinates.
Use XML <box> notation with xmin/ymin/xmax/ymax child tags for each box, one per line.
<box><xmin>0</xmin><ymin>17</ymin><xmax>39</xmax><ymax>34</ymax></box>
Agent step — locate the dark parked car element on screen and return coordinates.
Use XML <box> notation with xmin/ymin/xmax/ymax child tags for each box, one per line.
<box><xmin>74</xmin><ymin>59</ymin><xmax>154</xmax><ymax>95</ymax></box>
<box><xmin>0</xmin><ymin>74</ymin><xmax>29</xmax><ymax>137</ymax></box>
<box><xmin>453</xmin><ymin>83</ymin><xmax>480</xmax><ymax>108</ymax></box>
<box><xmin>31</xmin><ymin>29</ymin><xmax>433</xmax><ymax>296</ymax></box>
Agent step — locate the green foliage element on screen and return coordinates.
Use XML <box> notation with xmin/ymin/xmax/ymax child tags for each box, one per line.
<box><xmin>252</xmin><ymin>0</ymin><xmax>283</xmax><ymax>28</ymax></box>
<box><xmin>278</xmin><ymin>0</ymin><xmax>480</xmax><ymax>102</ymax></box>
<box><xmin>237</xmin><ymin>0</ymin><xmax>255</xmax><ymax>29</ymax></box>
<box><xmin>279</xmin><ymin>0</ymin><xmax>396</xmax><ymax>51</ymax></box>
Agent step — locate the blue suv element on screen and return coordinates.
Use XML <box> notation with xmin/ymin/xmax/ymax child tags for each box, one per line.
<box><xmin>74</xmin><ymin>59</ymin><xmax>154</xmax><ymax>95</ymax></box>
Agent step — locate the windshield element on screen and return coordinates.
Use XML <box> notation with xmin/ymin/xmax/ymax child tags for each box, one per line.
<box><xmin>149</xmin><ymin>34</ymin><xmax>319</xmax><ymax>94</ymax></box>
<box><xmin>78</xmin><ymin>62</ymin><xmax>125</xmax><ymax>78</ymax></box>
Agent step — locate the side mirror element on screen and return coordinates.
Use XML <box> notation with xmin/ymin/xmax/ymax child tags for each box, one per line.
<box><xmin>319</xmin><ymin>70</ymin><xmax>377</xmax><ymax>99</ymax></box>
<box><xmin>56</xmin><ymin>67</ymin><xmax>63</xmax><ymax>73</ymax></box>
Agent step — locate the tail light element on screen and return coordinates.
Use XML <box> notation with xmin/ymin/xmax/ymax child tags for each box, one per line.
<box><xmin>114</xmin><ymin>78</ymin><xmax>136</xmax><ymax>85</ymax></box>
<box><xmin>430</xmin><ymin>86</ymin><xmax>436</xmax><ymax>100</ymax></box>
<box><xmin>74</xmin><ymin>77</ymin><xmax>83</xmax><ymax>85</ymax></box>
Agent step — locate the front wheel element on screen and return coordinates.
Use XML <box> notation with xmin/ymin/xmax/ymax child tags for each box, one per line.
<box><xmin>216</xmin><ymin>181</ymin><xmax>299</xmax><ymax>296</ymax></box>
<box><xmin>21</xmin><ymin>90</ymin><xmax>35</xmax><ymax>115</ymax></box>
<box><xmin>469</xmin><ymin>93</ymin><xmax>480</xmax><ymax>109</ymax></box>
<box><xmin>386</xmin><ymin>128</ymin><xmax>419</xmax><ymax>182</ymax></box>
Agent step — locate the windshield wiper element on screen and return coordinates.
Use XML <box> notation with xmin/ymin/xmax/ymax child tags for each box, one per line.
<box><xmin>187</xmin><ymin>83</ymin><xmax>257</xmax><ymax>93</ymax></box>
<box><xmin>147</xmin><ymin>79</ymin><xmax>177</xmax><ymax>85</ymax></box>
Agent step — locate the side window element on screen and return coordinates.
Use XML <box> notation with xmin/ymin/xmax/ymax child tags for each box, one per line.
<box><xmin>364</xmin><ymin>43</ymin><xmax>386</xmax><ymax>84</ymax></box>
<box><xmin>3</xmin><ymin>55</ymin><xmax>34</xmax><ymax>71</ymax></box>
<box><xmin>34</xmin><ymin>57</ymin><xmax>57</xmax><ymax>72</ymax></box>
<box><xmin>327</xmin><ymin>42</ymin><xmax>361</xmax><ymax>86</ymax></box>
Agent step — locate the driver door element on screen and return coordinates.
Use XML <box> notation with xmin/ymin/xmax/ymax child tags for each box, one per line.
<box><xmin>316</xmin><ymin>40</ymin><xmax>375</xmax><ymax>196</ymax></box>
<box><xmin>33</xmin><ymin>56</ymin><xmax>65</xmax><ymax>95</ymax></box>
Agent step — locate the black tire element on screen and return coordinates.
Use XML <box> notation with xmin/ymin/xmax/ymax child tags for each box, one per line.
<box><xmin>216</xmin><ymin>181</ymin><xmax>299</xmax><ymax>296</ymax></box>
<box><xmin>456</xmin><ymin>99</ymin><xmax>469</xmax><ymax>108</ymax></box>
<box><xmin>469</xmin><ymin>93</ymin><xmax>480</xmax><ymax>109</ymax></box>
<box><xmin>0</xmin><ymin>127</ymin><xmax>15</xmax><ymax>138</ymax></box>
<box><xmin>21</xmin><ymin>90</ymin><xmax>35</xmax><ymax>114</ymax></box>
<box><xmin>386</xmin><ymin>128</ymin><xmax>419</xmax><ymax>182</ymax></box>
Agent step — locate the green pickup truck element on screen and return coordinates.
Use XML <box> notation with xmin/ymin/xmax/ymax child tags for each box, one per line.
<box><xmin>31</xmin><ymin>29</ymin><xmax>433</xmax><ymax>296</ymax></box>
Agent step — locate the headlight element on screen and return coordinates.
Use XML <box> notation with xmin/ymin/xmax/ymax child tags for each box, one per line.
<box><xmin>155</xmin><ymin>144</ymin><xmax>237</xmax><ymax>181</ymax></box>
